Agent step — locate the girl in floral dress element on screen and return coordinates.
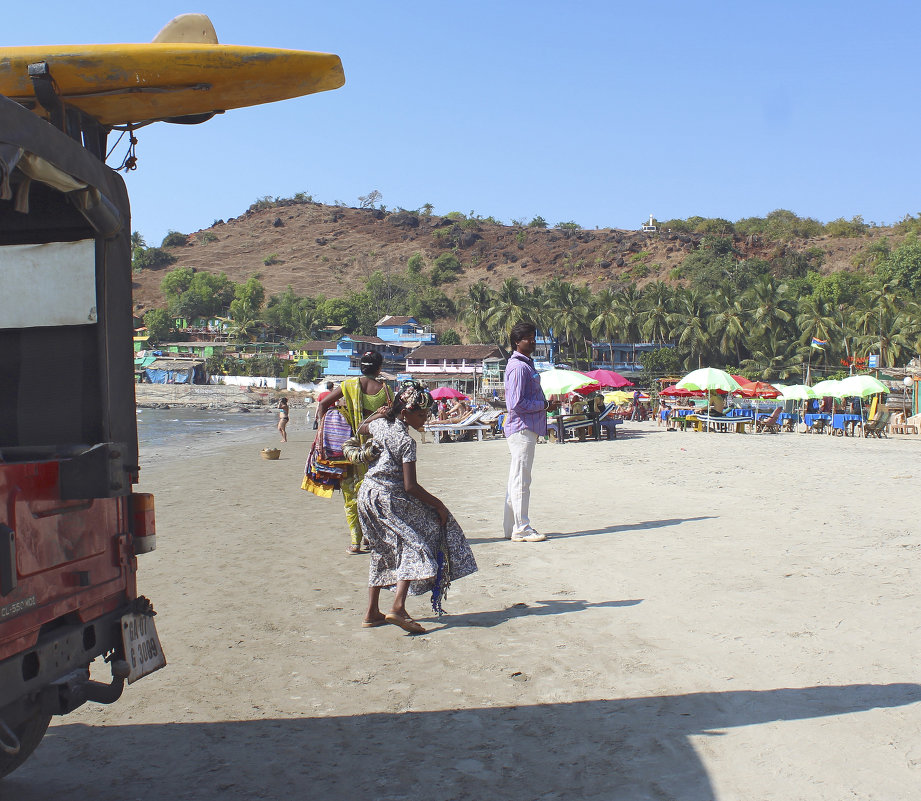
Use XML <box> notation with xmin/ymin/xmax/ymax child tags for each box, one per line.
<box><xmin>357</xmin><ymin>381</ymin><xmax>477</xmax><ymax>633</ymax></box>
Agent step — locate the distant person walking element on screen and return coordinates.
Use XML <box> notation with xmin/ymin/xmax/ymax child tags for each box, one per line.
<box><xmin>277</xmin><ymin>397</ymin><xmax>289</xmax><ymax>442</ymax></box>
<box><xmin>502</xmin><ymin>321</ymin><xmax>560</xmax><ymax>542</ymax></box>
<box><xmin>630</xmin><ymin>389</ymin><xmax>641</xmax><ymax>421</ymax></box>
<box><xmin>313</xmin><ymin>381</ymin><xmax>335</xmax><ymax>429</ymax></box>
<box><xmin>315</xmin><ymin>353</ymin><xmax>393</xmax><ymax>555</ymax></box>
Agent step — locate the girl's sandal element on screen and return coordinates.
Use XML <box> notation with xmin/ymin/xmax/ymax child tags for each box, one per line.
<box><xmin>346</xmin><ymin>544</ymin><xmax>368</xmax><ymax>555</ymax></box>
<box><xmin>385</xmin><ymin>613</ymin><xmax>426</xmax><ymax>634</ymax></box>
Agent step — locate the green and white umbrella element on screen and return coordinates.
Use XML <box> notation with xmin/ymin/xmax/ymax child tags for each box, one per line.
<box><xmin>811</xmin><ymin>379</ymin><xmax>843</xmax><ymax>398</ymax></box>
<box><xmin>837</xmin><ymin>374</ymin><xmax>888</xmax><ymax>398</ymax></box>
<box><xmin>538</xmin><ymin>368</ymin><xmax>599</xmax><ymax>398</ymax></box>
<box><xmin>676</xmin><ymin>367</ymin><xmax>742</xmax><ymax>393</ymax></box>
<box><xmin>778</xmin><ymin>384</ymin><xmax>817</xmax><ymax>401</ymax></box>
<box><xmin>778</xmin><ymin>384</ymin><xmax>818</xmax><ymax>432</ymax></box>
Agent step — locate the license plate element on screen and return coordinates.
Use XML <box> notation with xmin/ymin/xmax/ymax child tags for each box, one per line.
<box><xmin>121</xmin><ymin>612</ymin><xmax>166</xmax><ymax>684</ymax></box>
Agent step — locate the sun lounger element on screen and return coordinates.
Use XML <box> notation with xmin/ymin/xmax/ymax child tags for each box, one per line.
<box><xmin>548</xmin><ymin>402</ymin><xmax>621</xmax><ymax>443</ymax></box>
<box><xmin>755</xmin><ymin>407</ymin><xmax>781</xmax><ymax>433</ymax></box>
<box><xmin>862</xmin><ymin>408</ymin><xmax>891</xmax><ymax>438</ymax></box>
<box><xmin>694</xmin><ymin>413</ymin><xmax>754</xmax><ymax>433</ymax></box>
<box><xmin>424</xmin><ymin>409</ymin><xmax>491</xmax><ymax>443</ymax></box>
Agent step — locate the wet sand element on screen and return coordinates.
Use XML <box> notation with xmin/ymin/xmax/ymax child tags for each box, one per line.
<box><xmin>7</xmin><ymin>421</ymin><xmax>920</xmax><ymax>800</ymax></box>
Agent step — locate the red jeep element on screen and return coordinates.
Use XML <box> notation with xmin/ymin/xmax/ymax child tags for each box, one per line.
<box><xmin>0</xmin><ymin>92</ymin><xmax>163</xmax><ymax>777</ymax></box>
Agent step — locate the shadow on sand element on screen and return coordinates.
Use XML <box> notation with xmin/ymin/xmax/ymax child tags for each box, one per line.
<box><xmin>468</xmin><ymin>516</ymin><xmax>717</xmax><ymax>544</ymax></box>
<box><xmin>8</xmin><ymin>683</ymin><xmax>919</xmax><ymax>801</ymax></box>
<box><xmin>434</xmin><ymin>598</ymin><xmax>643</xmax><ymax>630</ymax></box>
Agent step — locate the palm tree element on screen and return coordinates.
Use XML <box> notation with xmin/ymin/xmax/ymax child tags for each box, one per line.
<box><xmin>708</xmin><ymin>287</ymin><xmax>747</xmax><ymax>366</ymax></box>
<box><xmin>613</xmin><ymin>285</ymin><xmax>643</xmax><ymax>344</ymax></box>
<box><xmin>796</xmin><ymin>295</ymin><xmax>838</xmax><ymax>375</ymax></box>
<box><xmin>743</xmin><ymin>276</ymin><xmax>794</xmax><ymax>352</ymax></box>
<box><xmin>590</xmin><ymin>287</ymin><xmax>621</xmax><ymax>367</ymax></box>
<box><xmin>228</xmin><ymin>316</ymin><xmax>259</xmax><ymax>342</ymax></box>
<box><xmin>851</xmin><ymin>279</ymin><xmax>905</xmax><ymax>366</ymax></box>
<box><xmin>668</xmin><ymin>287</ymin><xmax>711</xmax><ymax>370</ymax></box>
<box><xmin>638</xmin><ymin>281</ymin><xmax>673</xmax><ymax>345</ymax></box>
<box><xmin>551</xmin><ymin>283</ymin><xmax>592</xmax><ymax>365</ymax></box>
<box><xmin>487</xmin><ymin>278</ymin><xmax>530</xmax><ymax>344</ymax></box>
<box><xmin>461</xmin><ymin>281</ymin><xmax>495</xmax><ymax>343</ymax></box>
<box><xmin>740</xmin><ymin>328</ymin><xmax>805</xmax><ymax>381</ymax></box>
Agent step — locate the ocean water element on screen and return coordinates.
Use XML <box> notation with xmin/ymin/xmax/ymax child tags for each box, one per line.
<box><xmin>136</xmin><ymin>407</ymin><xmax>279</xmax><ymax>450</ymax></box>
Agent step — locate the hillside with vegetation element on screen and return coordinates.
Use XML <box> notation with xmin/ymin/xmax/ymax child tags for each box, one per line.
<box><xmin>132</xmin><ymin>195</ymin><xmax>921</xmax><ymax>382</ymax></box>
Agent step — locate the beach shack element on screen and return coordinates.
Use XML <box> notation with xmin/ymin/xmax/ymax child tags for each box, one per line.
<box><xmin>405</xmin><ymin>344</ymin><xmax>504</xmax><ymax>398</ymax></box>
<box><xmin>143</xmin><ymin>357</ymin><xmax>207</xmax><ymax>384</ymax></box>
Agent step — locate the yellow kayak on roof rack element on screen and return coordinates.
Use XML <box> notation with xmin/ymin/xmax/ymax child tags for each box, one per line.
<box><xmin>0</xmin><ymin>13</ymin><xmax>345</xmax><ymax>127</ymax></box>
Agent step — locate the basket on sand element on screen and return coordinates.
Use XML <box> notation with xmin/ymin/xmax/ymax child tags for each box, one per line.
<box><xmin>261</xmin><ymin>448</ymin><xmax>281</xmax><ymax>460</ymax></box>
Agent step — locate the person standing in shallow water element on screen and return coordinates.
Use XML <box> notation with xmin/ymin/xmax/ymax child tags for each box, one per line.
<box><xmin>502</xmin><ymin>321</ymin><xmax>560</xmax><ymax>542</ymax></box>
<box><xmin>357</xmin><ymin>381</ymin><xmax>477</xmax><ymax>634</ymax></box>
<box><xmin>315</xmin><ymin>352</ymin><xmax>393</xmax><ymax>555</ymax></box>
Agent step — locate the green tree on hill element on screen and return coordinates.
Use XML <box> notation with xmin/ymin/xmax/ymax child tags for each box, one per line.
<box><xmin>143</xmin><ymin>308</ymin><xmax>173</xmax><ymax>345</ymax></box>
<box><xmin>879</xmin><ymin>235</ymin><xmax>921</xmax><ymax>292</ymax></box>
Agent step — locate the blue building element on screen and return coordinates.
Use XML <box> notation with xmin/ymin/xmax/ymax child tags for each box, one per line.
<box><xmin>375</xmin><ymin>316</ymin><xmax>436</xmax><ymax>346</ymax></box>
<box><xmin>590</xmin><ymin>342</ymin><xmax>675</xmax><ymax>374</ymax></box>
<box><xmin>322</xmin><ymin>317</ymin><xmax>437</xmax><ymax>378</ymax></box>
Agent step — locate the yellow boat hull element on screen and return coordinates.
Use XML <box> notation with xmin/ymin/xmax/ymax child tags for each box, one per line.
<box><xmin>0</xmin><ymin>43</ymin><xmax>344</xmax><ymax>126</ymax></box>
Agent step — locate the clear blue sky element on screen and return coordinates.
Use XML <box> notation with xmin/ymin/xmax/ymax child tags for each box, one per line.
<box><xmin>6</xmin><ymin>2</ymin><xmax>921</xmax><ymax>245</ymax></box>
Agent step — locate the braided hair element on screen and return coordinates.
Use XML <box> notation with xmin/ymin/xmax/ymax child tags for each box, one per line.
<box><xmin>386</xmin><ymin>380</ymin><xmax>434</xmax><ymax>423</ymax></box>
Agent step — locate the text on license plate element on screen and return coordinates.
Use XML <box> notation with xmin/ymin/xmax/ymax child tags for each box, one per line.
<box><xmin>121</xmin><ymin>612</ymin><xmax>166</xmax><ymax>684</ymax></box>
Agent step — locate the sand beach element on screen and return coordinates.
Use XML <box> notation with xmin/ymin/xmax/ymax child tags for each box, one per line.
<box><xmin>6</xmin><ymin>417</ymin><xmax>920</xmax><ymax>801</ymax></box>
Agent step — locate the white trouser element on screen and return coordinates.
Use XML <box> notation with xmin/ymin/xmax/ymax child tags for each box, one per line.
<box><xmin>504</xmin><ymin>429</ymin><xmax>538</xmax><ymax>538</ymax></box>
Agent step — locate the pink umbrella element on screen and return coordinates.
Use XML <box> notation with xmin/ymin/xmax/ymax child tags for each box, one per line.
<box><xmin>430</xmin><ymin>387</ymin><xmax>468</xmax><ymax>400</ymax></box>
<box><xmin>660</xmin><ymin>385</ymin><xmax>703</xmax><ymax>398</ymax></box>
<box><xmin>582</xmin><ymin>369</ymin><xmax>633</xmax><ymax>388</ymax></box>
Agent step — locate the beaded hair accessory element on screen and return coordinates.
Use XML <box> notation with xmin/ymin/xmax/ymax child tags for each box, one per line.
<box><xmin>397</xmin><ymin>380</ymin><xmax>434</xmax><ymax>412</ymax></box>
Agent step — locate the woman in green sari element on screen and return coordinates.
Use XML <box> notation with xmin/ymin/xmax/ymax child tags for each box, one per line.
<box><xmin>314</xmin><ymin>352</ymin><xmax>393</xmax><ymax>554</ymax></box>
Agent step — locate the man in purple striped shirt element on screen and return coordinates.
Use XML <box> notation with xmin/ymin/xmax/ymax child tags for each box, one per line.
<box><xmin>503</xmin><ymin>322</ymin><xmax>560</xmax><ymax>542</ymax></box>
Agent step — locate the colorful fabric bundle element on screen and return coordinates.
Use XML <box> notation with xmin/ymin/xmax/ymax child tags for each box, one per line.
<box><xmin>321</xmin><ymin>409</ymin><xmax>353</xmax><ymax>461</ymax></box>
<box><xmin>302</xmin><ymin>408</ymin><xmax>354</xmax><ymax>497</ymax></box>
<box><xmin>301</xmin><ymin>442</ymin><xmax>348</xmax><ymax>497</ymax></box>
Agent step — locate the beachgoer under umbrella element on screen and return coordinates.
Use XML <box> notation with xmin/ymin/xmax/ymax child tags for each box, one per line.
<box><xmin>315</xmin><ymin>352</ymin><xmax>393</xmax><ymax>555</ymax></box>
<box><xmin>357</xmin><ymin>380</ymin><xmax>477</xmax><ymax>633</ymax></box>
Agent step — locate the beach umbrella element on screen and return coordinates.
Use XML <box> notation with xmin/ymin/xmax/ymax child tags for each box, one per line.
<box><xmin>677</xmin><ymin>367</ymin><xmax>742</xmax><ymax>393</ymax></box>
<box><xmin>430</xmin><ymin>387</ymin><xmax>468</xmax><ymax>400</ymax></box>
<box><xmin>660</xmin><ymin>385</ymin><xmax>700</xmax><ymax>398</ymax></box>
<box><xmin>677</xmin><ymin>368</ymin><xmax>741</xmax><ymax>424</ymax></box>
<box><xmin>778</xmin><ymin>384</ymin><xmax>819</xmax><ymax>433</ymax></box>
<box><xmin>539</xmin><ymin>368</ymin><xmax>599</xmax><ymax>399</ymax></box>
<box><xmin>836</xmin><ymin>375</ymin><xmax>889</xmax><ymax>433</ymax></box>
<box><xmin>604</xmin><ymin>390</ymin><xmax>647</xmax><ymax>405</ymax></box>
<box><xmin>732</xmin><ymin>380</ymin><xmax>781</xmax><ymax>425</ymax></box>
<box><xmin>778</xmin><ymin>384</ymin><xmax>817</xmax><ymax>401</ymax></box>
<box><xmin>582</xmin><ymin>368</ymin><xmax>633</xmax><ymax>388</ymax></box>
<box><xmin>734</xmin><ymin>381</ymin><xmax>781</xmax><ymax>399</ymax></box>
<box><xmin>811</xmin><ymin>379</ymin><xmax>843</xmax><ymax>398</ymax></box>
<box><xmin>837</xmin><ymin>374</ymin><xmax>888</xmax><ymax>398</ymax></box>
